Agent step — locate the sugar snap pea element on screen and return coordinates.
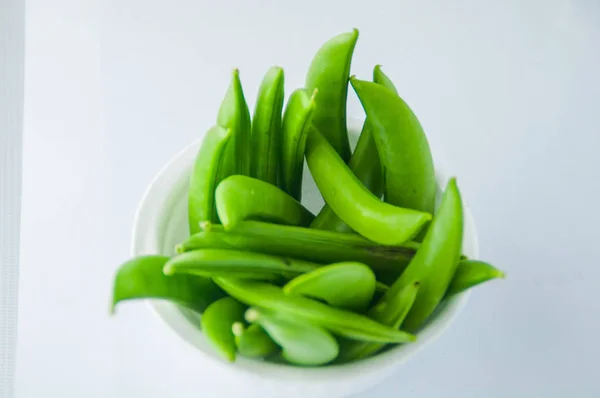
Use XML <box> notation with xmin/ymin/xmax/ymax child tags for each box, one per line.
<box><xmin>280</xmin><ymin>88</ymin><xmax>316</xmax><ymax>201</ymax></box>
<box><xmin>310</xmin><ymin>65</ymin><xmax>398</xmax><ymax>232</ymax></box>
<box><xmin>388</xmin><ymin>178</ymin><xmax>463</xmax><ymax>332</ymax></box>
<box><xmin>338</xmin><ymin>281</ymin><xmax>420</xmax><ymax>362</ymax></box>
<box><xmin>283</xmin><ymin>262</ymin><xmax>376</xmax><ymax>312</ymax></box>
<box><xmin>215</xmin><ymin>175</ymin><xmax>315</xmax><ymax>230</ymax></box>
<box><xmin>110</xmin><ymin>255</ymin><xmax>224</xmax><ymax>314</ymax></box>
<box><xmin>305</xmin><ymin>128</ymin><xmax>431</xmax><ymax>245</ymax></box>
<box><xmin>251</xmin><ymin>67</ymin><xmax>285</xmax><ymax>185</ymax></box>
<box><xmin>214</xmin><ymin>278</ymin><xmax>416</xmax><ymax>343</ymax></box>
<box><xmin>217</xmin><ymin>69</ymin><xmax>252</xmax><ymax>178</ymax></box>
<box><xmin>350</xmin><ymin>77</ymin><xmax>436</xmax><ymax>213</ymax></box>
<box><xmin>246</xmin><ymin>308</ymin><xmax>339</xmax><ymax>366</ymax></box>
<box><xmin>201</xmin><ymin>297</ymin><xmax>247</xmax><ymax>362</ymax></box>
<box><xmin>163</xmin><ymin>249</ymin><xmax>320</xmax><ymax>281</ymax></box>
<box><xmin>176</xmin><ymin>221</ymin><xmax>419</xmax><ymax>275</ymax></box>
<box><xmin>305</xmin><ymin>29</ymin><xmax>358</xmax><ymax>162</ymax></box>
<box><xmin>445</xmin><ymin>260</ymin><xmax>505</xmax><ymax>298</ymax></box>
<box><xmin>232</xmin><ymin>322</ymin><xmax>278</xmax><ymax>358</ymax></box>
<box><xmin>188</xmin><ymin>125</ymin><xmax>231</xmax><ymax>233</ymax></box>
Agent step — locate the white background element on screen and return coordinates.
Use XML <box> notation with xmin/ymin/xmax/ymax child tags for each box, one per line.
<box><xmin>16</xmin><ymin>0</ymin><xmax>600</xmax><ymax>397</ymax></box>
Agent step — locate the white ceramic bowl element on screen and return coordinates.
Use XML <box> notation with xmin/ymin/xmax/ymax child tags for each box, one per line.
<box><xmin>131</xmin><ymin>118</ymin><xmax>478</xmax><ymax>398</ymax></box>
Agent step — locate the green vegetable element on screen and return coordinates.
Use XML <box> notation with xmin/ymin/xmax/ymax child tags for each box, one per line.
<box><xmin>232</xmin><ymin>322</ymin><xmax>279</xmax><ymax>358</ymax></box>
<box><xmin>201</xmin><ymin>297</ymin><xmax>247</xmax><ymax>362</ymax></box>
<box><xmin>283</xmin><ymin>262</ymin><xmax>376</xmax><ymax>312</ymax></box>
<box><xmin>110</xmin><ymin>255</ymin><xmax>224</xmax><ymax>314</ymax></box>
<box><xmin>215</xmin><ymin>175</ymin><xmax>315</xmax><ymax>229</ymax></box>
<box><xmin>445</xmin><ymin>260</ymin><xmax>505</xmax><ymax>298</ymax></box>
<box><xmin>305</xmin><ymin>29</ymin><xmax>358</xmax><ymax>162</ymax></box>
<box><xmin>246</xmin><ymin>308</ymin><xmax>339</xmax><ymax>366</ymax></box>
<box><xmin>251</xmin><ymin>67</ymin><xmax>285</xmax><ymax>185</ymax></box>
<box><xmin>188</xmin><ymin>125</ymin><xmax>231</xmax><ymax>233</ymax></box>
<box><xmin>305</xmin><ymin>128</ymin><xmax>431</xmax><ymax>245</ymax></box>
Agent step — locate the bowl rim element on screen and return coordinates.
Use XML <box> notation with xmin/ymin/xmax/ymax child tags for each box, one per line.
<box><xmin>130</xmin><ymin>117</ymin><xmax>478</xmax><ymax>382</ymax></box>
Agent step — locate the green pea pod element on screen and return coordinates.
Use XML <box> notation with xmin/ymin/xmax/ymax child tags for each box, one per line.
<box><xmin>311</xmin><ymin>65</ymin><xmax>398</xmax><ymax>232</ymax></box>
<box><xmin>350</xmin><ymin>77</ymin><xmax>436</xmax><ymax>213</ymax></box>
<box><xmin>245</xmin><ymin>308</ymin><xmax>339</xmax><ymax>366</ymax></box>
<box><xmin>283</xmin><ymin>262</ymin><xmax>376</xmax><ymax>312</ymax></box>
<box><xmin>176</xmin><ymin>221</ymin><xmax>419</xmax><ymax>275</ymax></box>
<box><xmin>188</xmin><ymin>125</ymin><xmax>231</xmax><ymax>233</ymax></box>
<box><xmin>110</xmin><ymin>255</ymin><xmax>224</xmax><ymax>314</ymax></box>
<box><xmin>305</xmin><ymin>128</ymin><xmax>431</xmax><ymax>245</ymax></box>
<box><xmin>215</xmin><ymin>175</ymin><xmax>315</xmax><ymax>230</ymax></box>
<box><xmin>305</xmin><ymin>29</ymin><xmax>358</xmax><ymax>162</ymax></box>
<box><xmin>251</xmin><ymin>67</ymin><xmax>285</xmax><ymax>185</ymax></box>
<box><xmin>338</xmin><ymin>281</ymin><xmax>420</xmax><ymax>362</ymax></box>
<box><xmin>217</xmin><ymin>69</ymin><xmax>252</xmax><ymax>178</ymax></box>
<box><xmin>388</xmin><ymin>178</ymin><xmax>464</xmax><ymax>332</ymax></box>
<box><xmin>445</xmin><ymin>260</ymin><xmax>505</xmax><ymax>298</ymax></box>
<box><xmin>214</xmin><ymin>278</ymin><xmax>416</xmax><ymax>343</ymax></box>
<box><xmin>163</xmin><ymin>249</ymin><xmax>320</xmax><ymax>281</ymax></box>
<box><xmin>201</xmin><ymin>297</ymin><xmax>247</xmax><ymax>362</ymax></box>
<box><xmin>232</xmin><ymin>322</ymin><xmax>279</xmax><ymax>358</ymax></box>
<box><xmin>280</xmin><ymin>88</ymin><xmax>317</xmax><ymax>200</ymax></box>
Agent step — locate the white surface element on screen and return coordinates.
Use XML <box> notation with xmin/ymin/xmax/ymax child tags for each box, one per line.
<box><xmin>131</xmin><ymin>119</ymin><xmax>476</xmax><ymax>398</ymax></box>
<box><xmin>16</xmin><ymin>0</ymin><xmax>600</xmax><ymax>397</ymax></box>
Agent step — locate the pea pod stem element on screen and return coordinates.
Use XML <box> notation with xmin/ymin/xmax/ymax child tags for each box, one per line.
<box><xmin>232</xmin><ymin>322</ymin><xmax>279</xmax><ymax>359</ymax></box>
<box><xmin>445</xmin><ymin>260</ymin><xmax>505</xmax><ymax>298</ymax></box>
<box><xmin>215</xmin><ymin>175</ymin><xmax>315</xmax><ymax>230</ymax></box>
<box><xmin>251</xmin><ymin>67</ymin><xmax>285</xmax><ymax>185</ymax></box>
<box><xmin>201</xmin><ymin>297</ymin><xmax>246</xmax><ymax>362</ymax></box>
<box><xmin>176</xmin><ymin>221</ymin><xmax>419</xmax><ymax>275</ymax></box>
<box><xmin>305</xmin><ymin>128</ymin><xmax>431</xmax><ymax>245</ymax></box>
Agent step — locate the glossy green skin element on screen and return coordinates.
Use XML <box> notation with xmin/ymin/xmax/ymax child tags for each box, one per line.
<box><xmin>215</xmin><ymin>175</ymin><xmax>315</xmax><ymax>230</ymax></box>
<box><xmin>163</xmin><ymin>249</ymin><xmax>319</xmax><ymax>281</ymax></box>
<box><xmin>176</xmin><ymin>221</ymin><xmax>419</xmax><ymax>275</ymax></box>
<box><xmin>251</xmin><ymin>67</ymin><xmax>285</xmax><ymax>185</ymax></box>
<box><xmin>110</xmin><ymin>255</ymin><xmax>224</xmax><ymax>314</ymax></box>
<box><xmin>351</xmin><ymin>77</ymin><xmax>436</xmax><ymax>213</ymax></box>
<box><xmin>338</xmin><ymin>281</ymin><xmax>420</xmax><ymax>362</ymax></box>
<box><xmin>232</xmin><ymin>322</ymin><xmax>278</xmax><ymax>358</ymax></box>
<box><xmin>217</xmin><ymin>69</ymin><xmax>252</xmax><ymax>178</ymax></box>
<box><xmin>305</xmin><ymin>129</ymin><xmax>431</xmax><ymax>245</ymax></box>
<box><xmin>188</xmin><ymin>125</ymin><xmax>231</xmax><ymax>233</ymax></box>
<box><xmin>280</xmin><ymin>88</ymin><xmax>316</xmax><ymax>201</ymax></box>
<box><xmin>445</xmin><ymin>260</ymin><xmax>505</xmax><ymax>298</ymax></box>
<box><xmin>283</xmin><ymin>262</ymin><xmax>376</xmax><ymax>312</ymax></box>
<box><xmin>246</xmin><ymin>308</ymin><xmax>339</xmax><ymax>366</ymax></box>
<box><xmin>201</xmin><ymin>297</ymin><xmax>247</xmax><ymax>362</ymax></box>
<box><xmin>214</xmin><ymin>278</ymin><xmax>416</xmax><ymax>343</ymax></box>
<box><xmin>387</xmin><ymin>178</ymin><xmax>464</xmax><ymax>332</ymax></box>
<box><xmin>305</xmin><ymin>29</ymin><xmax>358</xmax><ymax>162</ymax></box>
<box><xmin>311</xmin><ymin>66</ymin><xmax>398</xmax><ymax>232</ymax></box>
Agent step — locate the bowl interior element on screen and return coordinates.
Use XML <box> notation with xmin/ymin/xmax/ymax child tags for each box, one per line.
<box><xmin>131</xmin><ymin>118</ymin><xmax>479</xmax><ymax>382</ymax></box>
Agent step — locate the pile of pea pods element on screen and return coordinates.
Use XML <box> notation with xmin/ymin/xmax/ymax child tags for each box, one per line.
<box><xmin>111</xmin><ymin>29</ymin><xmax>504</xmax><ymax>366</ymax></box>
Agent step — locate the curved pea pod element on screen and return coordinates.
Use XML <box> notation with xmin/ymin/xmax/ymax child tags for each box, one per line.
<box><xmin>163</xmin><ymin>249</ymin><xmax>320</xmax><ymax>281</ymax></box>
<box><xmin>245</xmin><ymin>308</ymin><xmax>339</xmax><ymax>366</ymax></box>
<box><xmin>338</xmin><ymin>281</ymin><xmax>420</xmax><ymax>362</ymax></box>
<box><xmin>388</xmin><ymin>178</ymin><xmax>464</xmax><ymax>332</ymax></box>
<box><xmin>280</xmin><ymin>88</ymin><xmax>316</xmax><ymax>201</ymax></box>
<box><xmin>188</xmin><ymin>125</ymin><xmax>231</xmax><ymax>233</ymax></box>
<box><xmin>110</xmin><ymin>255</ymin><xmax>224</xmax><ymax>314</ymax></box>
<box><xmin>283</xmin><ymin>262</ymin><xmax>376</xmax><ymax>312</ymax></box>
<box><xmin>311</xmin><ymin>65</ymin><xmax>397</xmax><ymax>233</ymax></box>
<box><xmin>201</xmin><ymin>297</ymin><xmax>247</xmax><ymax>362</ymax></box>
<box><xmin>217</xmin><ymin>69</ymin><xmax>252</xmax><ymax>178</ymax></box>
<box><xmin>350</xmin><ymin>77</ymin><xmax>436</xmax><ymax>213</ymax></box>
<box><xmin>251</xmin><ymin>67</ymin><xmax>285</xmax><ymax>185</ymax></box>
<box><xmin>305</xmin><ymin>128</ymin><xmax>431</xmax><ymax>245</ymax></box>
<box><xmin>215</xmin><ymin>175</ymin><xmax>315</xmax><ymax>230</ymax></box>
<box><xmin>305</xmin><ymin>29</ymin><xmax>359</xmax><ymax>162</ymax></box>
<box><xmin>232</xmin><ymin>322</ymin><xmax>278</xmax><ymax>358</ymax></box>
<box><xmin>176</xmin><ymin>221</ymin><xmax>419</xmax><ymax>275</ymax></box>
<box><xmin>445</xmin><ymin>260</ymin><xmax>505</xmax><ymax>298</ymax></box>
<box><xmin>214</xmin><ymin>278</ymin><xmax>416</xmax><ymax>343</ymax></box>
